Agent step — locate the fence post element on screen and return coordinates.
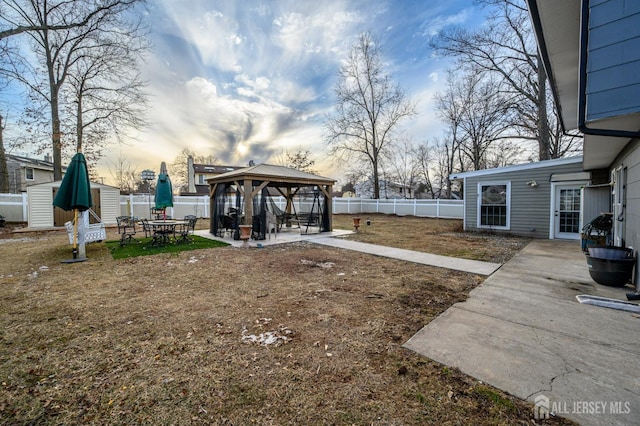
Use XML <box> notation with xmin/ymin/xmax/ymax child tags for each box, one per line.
<box><xmin>436</xmin><ymin>199</ymin><xmax>440</xmax><ymax>218</ymax></box>
<box><xmin>22</xmin><ymin>192</ymin><xmax>28</xmax><ymax>222</ymax></box>
<box><xmin>413</xmin><ymin>199</ymin><xmax>417</xmax><ymax>217</ymax></box>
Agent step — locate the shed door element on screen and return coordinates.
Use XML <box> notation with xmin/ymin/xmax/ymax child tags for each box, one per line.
<box><xmin>553</xmin><ymin>184</ymin><xmax>582</xmax><ymax>240</ymax></box>
<box><xmin>52</xmin><ymin>188</ymin><xmax>101</xmax><ymax>226</ymax></box>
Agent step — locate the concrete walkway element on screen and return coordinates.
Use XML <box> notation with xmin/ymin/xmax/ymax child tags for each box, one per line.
<box><xmin>313</xmin><ymin>237</ymin><xmax>501</xmax><ymax>276</ymax></box>
<box><xmin>403</xmin><ymin>240</ymin><xmax>640</xmax><ymax>426</ymax></box>
<box><xmin>198</xmin><ymin>229</ymin><xmax>500</xmax><ymax>276</ymax></box>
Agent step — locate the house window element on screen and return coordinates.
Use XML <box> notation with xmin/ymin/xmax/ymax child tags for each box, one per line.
<box><xmin>25</xmin><ymin>167</ymin><xmax>34</xmax><ymax>180</ymax></box>
<box><xmin>478</xmin><ymin>182</ymin><xmax>510</xmax><ymax>229</ymax></box>
<box><xmin>198</xmin><ymin>174</ymin><xmax>205</xmax><ymax>185</ymax></box>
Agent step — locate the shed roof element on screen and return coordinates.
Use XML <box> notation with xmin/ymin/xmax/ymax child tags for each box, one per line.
<box><xmin>206</xmin><ymin>163</ymin><xmax>336</xmax><ymax>186</ymax></box>
<box><xmin>450</xmin><ymin>156</ymin><xmax>583</xmax><ymax>180</ymax></box>
<box><xmin>27</xmin><ymin>180</ymin><xmax>120</xmax><ymax>190</ymax></box>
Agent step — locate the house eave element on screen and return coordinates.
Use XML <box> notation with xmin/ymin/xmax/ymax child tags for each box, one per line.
<box><xmin>527</xmin><ymin>0</ymin><xmax>581</xmax><ymax>130</ymax></box>
<box><xmin>450</xmin><ymin>156</ymin><xmax>583</xmax><ymax>180</ymax></box>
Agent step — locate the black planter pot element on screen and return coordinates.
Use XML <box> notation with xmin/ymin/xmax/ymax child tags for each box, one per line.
<box><xmin>585</xmin><ymin>254</ymin><xmax>636</xmax><ymax>287</ymax></box>
<box><xmin>588</xmin><ymin>246</ymin><xmax>634</xmax><ymax>259</ymax></box>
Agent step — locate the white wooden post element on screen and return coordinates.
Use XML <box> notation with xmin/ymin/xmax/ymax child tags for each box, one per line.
<box><xmin>22</xmin><ymin>193</ymin><xmax>28</xmax><ymax>222</ymax></box>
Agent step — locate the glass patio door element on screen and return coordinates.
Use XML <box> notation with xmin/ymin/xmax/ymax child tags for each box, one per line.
<box><xmin>554</xmin><ymin>185</ymin><xmax>581</xmax><ymax>240</ymax></box>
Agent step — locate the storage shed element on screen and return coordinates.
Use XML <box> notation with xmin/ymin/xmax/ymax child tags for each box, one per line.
<box><xmin>27</xmin><ymin>181</ymin><xmax>120</xmax><ymax>228</ymax></box>
<box><xmin>451</xmin><ymin>156</ymin><xmax>605</xmax><ymax>240</ymax></box>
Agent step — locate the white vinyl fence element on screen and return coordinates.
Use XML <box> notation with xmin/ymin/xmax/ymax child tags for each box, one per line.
<box><xmin>0</xmin><ymin>193</ymin><xmax>29</xmax><ymax>222</ymax></box>
<box><xmin>0</xmin><ymin>193</ymin><xmax>463</xmax><ymax>223</ymax></box>
<box><xmin>119</xmin><ymin>195</ymin><xmax>463</xmax><ymax>220</ymax></box>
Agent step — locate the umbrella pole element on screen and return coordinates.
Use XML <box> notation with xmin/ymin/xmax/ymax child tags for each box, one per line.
<box><xmin>73</xmin><ymin>209</ymin><xmax>78</xmax><ymax>259</ymax></box>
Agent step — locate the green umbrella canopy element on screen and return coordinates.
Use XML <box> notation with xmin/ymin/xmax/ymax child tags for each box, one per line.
<box><xmin>154</xmin><ymin>162</ymin><xmax>173</xmax><ymax>209</ymax></box>
<box><xmin>53</xmin><ymin>152</ymin><xmax>92</xmax><ymax>212</ymax></box>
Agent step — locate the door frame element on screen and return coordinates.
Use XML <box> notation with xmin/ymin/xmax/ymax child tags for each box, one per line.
<box><xmin>549</xmin><ymin>181</ymin><xmax>587</xmax><ymax>240</ymax></box>
<box><xmin>611</xmin><ymin>166</ymin><xmax>626</xmax><ymax>247</ymax></box>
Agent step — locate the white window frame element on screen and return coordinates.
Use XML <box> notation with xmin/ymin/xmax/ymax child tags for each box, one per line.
<box><xmin>198</xmin><ymin>174</ymin><xmax>205</xmax><ymax>185</ymax></box>
<box><xmin>477</xmin><ymin>181</ymin><xmax>511</xmax><ymax>230</ymax></box>
<box><xmin>25</xmin><ymin>167</ymin><xmax>34</xmax><ymax>181</ymax></box>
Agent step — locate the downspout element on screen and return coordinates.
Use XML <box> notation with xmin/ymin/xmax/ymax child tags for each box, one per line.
<box><xmin>577</xmin><ymin>0</ymin><xmax>640</xmax><ymax>138</ymax></box>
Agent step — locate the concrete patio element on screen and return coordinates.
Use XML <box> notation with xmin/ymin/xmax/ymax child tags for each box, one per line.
<box><xmin>404</xmin><ymin>240</ymin><xmax>640</xmax><ymax>425</ymax></box>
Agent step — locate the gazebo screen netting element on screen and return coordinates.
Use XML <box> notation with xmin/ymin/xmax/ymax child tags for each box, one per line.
<box><xmin>211</xmin><ymin>182</ymin><xmax>330</xmax><ymax>240</ymax></box>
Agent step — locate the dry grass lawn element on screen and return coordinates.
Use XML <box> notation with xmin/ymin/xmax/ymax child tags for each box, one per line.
<box><xmin>0</xmin><ymin>215</ymin><xmax>572</xmax><ymax>425</ymax></box>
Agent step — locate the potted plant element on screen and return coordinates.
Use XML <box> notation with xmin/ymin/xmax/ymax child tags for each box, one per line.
<box><xmin>352</xmin><ymin>216</ymin><xmax>361</xmax><ymax>232</ymax></box>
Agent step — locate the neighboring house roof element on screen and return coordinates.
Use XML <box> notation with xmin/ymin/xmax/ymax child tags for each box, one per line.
<box><xmin>7</xmin><ymin>153</ymin><xmax>64</xmax><ymax>171</ymax></box>
<box><xmin>451</xmin><ymin>156</ymin><xmax>583</xmax><ymax>180</ymax></box>
<box><xmin>207</xmin><ymin>163</ymin><xmax>336</xmax><ymax>185</ymax></box>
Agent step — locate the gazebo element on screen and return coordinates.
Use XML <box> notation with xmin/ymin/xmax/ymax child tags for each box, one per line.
<box><xmin>207</xmin><ymin>164</ymin><xmax>336</xmax><ymax>240</ymax></box>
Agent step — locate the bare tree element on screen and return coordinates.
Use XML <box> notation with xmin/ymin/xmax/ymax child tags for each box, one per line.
<box><xmin>384</xmin><ymin>137</ymin><xmax>419</xmax><ymax>199</ymax></box>
<box><xmin>325</xmin><ymin>32</ymin><xmax>416</xmax><ymax>199</ymax></box>
<box><xmin>456</xmin><ymin>73</ymin><xmax>513</xmax><ymax>170</ymax></box>
<box><xmin>64</xmin><ymin>26</ymin><xmax>148</xmax><ymax>158</ymax></box>
<box><xmin>431</xmin><ymin>0</ymin><xmax>574</xmax><ymax>161</ymax></box>
<box><xmin>412</xmin><ymin>143</ymin><xmax>436</xmax><ymax>198</ymax></box>
<box><xmin>0</xmin><ymin>0</ymin><xmax>132</xmax><ymax>39</ymax></box>
<box><xmin>0</xmin><ymin>114</ymin><xmax>7</xmax><ymax>192</ymax></box>
<box><xmin>0</xmin><ymin>33</ymin><xmax>27</xmax><ymax>192</ymax></box>
<box><xmin>107</xmin><ymin>152</ymin><xmax>138</xmax><ymax>193</ymax></box>
<box><xmin>170</xmin><ymin>148</ymin><xmax>219</xmax><ymax>192</ymax></box>
<box><xmin>0</xmin><ymin>0</ymin><xmax>146</xmax><ymax>180</ymax></box>
<box><xmin>273</xmin><ymin>146</ymin><xmax>316</xmax><ymax>173</ymax></box>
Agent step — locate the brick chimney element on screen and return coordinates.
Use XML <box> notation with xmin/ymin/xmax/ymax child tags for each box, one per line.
<box><xmin>187</xmin><ymin>155</ymin><xmax>196</xmax><ymax>193</ymax></box>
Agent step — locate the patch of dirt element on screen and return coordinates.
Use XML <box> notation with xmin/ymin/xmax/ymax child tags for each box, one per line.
<box><xmin>0</xmin><ymin>216</ymin><xmax>572</xmax><ymax>424</ymax></box>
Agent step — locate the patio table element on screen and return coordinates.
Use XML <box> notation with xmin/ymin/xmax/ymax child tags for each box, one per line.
<box><xmin>146</xmin><ymin>220</ymin><xmax>187</xmax><ymax>247</ymax></box>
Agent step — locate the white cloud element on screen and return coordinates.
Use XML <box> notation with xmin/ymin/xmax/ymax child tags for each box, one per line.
<box><xmin>422</xmin><ymin>8</ymin><xmax>472</xmax><ymax>37</ymax></box>
<box><xmin>91</xmin><ymin>0</ymin><xmax>484</xmax><ymax>184</ymax></box>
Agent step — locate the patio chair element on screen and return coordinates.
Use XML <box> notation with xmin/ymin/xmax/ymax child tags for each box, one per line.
<box><xmin>116</xmin><ymin>216</ymin><xmax>130</xmax><ymax>234</ymax></box>
<box><xmin>117</xmin><ymin>217</ymin><xmax>137</xmax><ymax>246</ymax></box>
<box><xmin>266</xmin><ymin>210</ymin><xmax>278</xmax><ymax>240</ymax></box>
<box><xmin>150</xmin><ymin>208</ymin><xmax>165</xmax><ymax>220</ymax></box>
<box><xmin>220</xmin><ymin>214</ymin><xmax>236</xmax><ymax>237</ymax></box>
<box><xmin>140</xmin><ymin>218</ymin><xmax>152</xmax><ymax>238</ymax></box>
<box><xmin>175</xmin><ymin>215</ymin><xmax>197</xmax><ymax>243</ymax></box>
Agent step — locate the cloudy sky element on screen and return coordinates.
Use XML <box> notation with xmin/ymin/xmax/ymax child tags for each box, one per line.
<box><xmin>9</xmin><ymin>0</ymin><xmax>488</xmax><ymax>184</ymax></box>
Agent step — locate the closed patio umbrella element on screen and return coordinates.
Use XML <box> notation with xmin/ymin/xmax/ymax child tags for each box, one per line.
<box><xmin>53</xmin><ymin>151</ymin><xmax>92</xmax><ymax>262</ymax></box>
<box><xmin>154</xmin><ymin>161</ymin><xmax>173</xmax><ymax>219</ymax></box>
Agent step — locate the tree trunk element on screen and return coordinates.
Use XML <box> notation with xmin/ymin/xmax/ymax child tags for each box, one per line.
<box><xmin>44</xmin><ymin>23</ymin><xmax>64</xmax><ymax>181</ymax></box>
<box><xmin>76</xmin><ymin>92</ymin><xmax>83</xmax><ymax>153</ymax></box>
<box><xmin>537</xmin><ymin>55</ymin><xmax>551</xmax><ymax>161</ymax></box>
<box><xmin>372</xmin><ymin>159</ymin><xmax>380</xmax><ymax>199</ymax></box>
<box><xmin>51</xmin><ymin>88</ymin><xmax>63</xmax><ymax>181</ymax></box>
<box><xmin>0</xmin><ymin>114</ymin><xmax>9</xmax><ymax>193</ymax></box>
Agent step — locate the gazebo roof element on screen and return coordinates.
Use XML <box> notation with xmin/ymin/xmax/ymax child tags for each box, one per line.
<box><xmin>206</xmin><ymin>163</ymin><xmax>336</xmax><ymax>186</ymax></box>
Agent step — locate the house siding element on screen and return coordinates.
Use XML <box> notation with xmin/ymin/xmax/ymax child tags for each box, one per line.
<box><xmin>586</xmin><ymin>0</ymin><xmax>640</xmax><ymax>121</ymax></box>
<box><xmin>612</xmin><ymin>138</ymin><xmax>640</xmax><ymax>283</ymax></box>
<box><xmin>462</xmin><ymin>162</ymin><xmax>586</xmax><ymax>238</ymax></box>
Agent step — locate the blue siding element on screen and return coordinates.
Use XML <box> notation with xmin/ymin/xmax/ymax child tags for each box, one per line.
<box><xmin>586</xmin><ymin>0</ymin><xmax>640</xmax><ymax>121</ymax></box>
